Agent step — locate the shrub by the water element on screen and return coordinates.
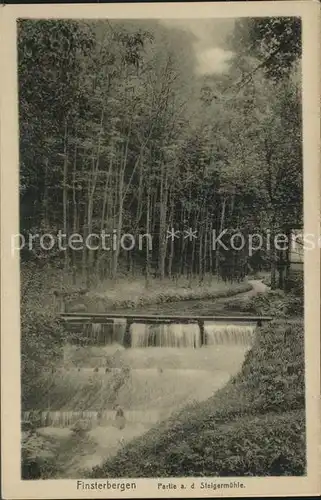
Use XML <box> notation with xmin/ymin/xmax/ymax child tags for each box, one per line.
<box><xmin>225</xmin><ymin>289</ymin><xmax>303</xmax><ymax>318</ymax></box>
<box><xmin>285</xmin><ymin>270</ymin><xmax>304</xmax><ymax>296</ymax></box>
<box><xmin>21</xmin><ymin>306</ymin><xmax>66</xmax><ymax>478</ymax></box>
<box><xmin>72</xmin><ymin>419</ymin><xmax>92</xmax><ymax>436</ymax></box>
<box><xmin>90</xmin><ymin>321</ymin><xmax>305</xmax><ymax>478</ymax></box>
<box><xmin>236</xmin><ymin>321</ymin><xmax>304</xmax><ymax>412</ymax></box>
<box><xmin>21</xmin><ymin>430</ymin><xmax>60</xmax><ymax>479</ymax></box>
<box><xmin>21</xmin><ymin>305</ymin><xmax>65</xmax><ymax>409</ymax></box>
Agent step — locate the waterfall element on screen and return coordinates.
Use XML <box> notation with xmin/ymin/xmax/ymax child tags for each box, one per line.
<box><xmin>204</xmin><ymin>322</ymin><xmax>256</xmax><ymax>346</ymax></box>
<box><xmin>90</xmin><ymin>323</ymin><xmax>103</xmax><ymax>343</ymax></box>
<box><xmin>23</xmin><ymin>409</ymin><xmax>161</xmax><ymax>428</ymax></box>
<box><xmin>112</xmin><ymin>318</ymin><xmax>126</xmax><ymax>345</ymax></box>
<box><xmin>129</xmin><ymin>324</ymin><xmax>148</xmax><ymax>348</ymax></box>
<box><xmin>101</xmin><ymin>409</ymin><xmax>160</xmax><ymax>424</ymax></box>
<box><xmin>83</xmin><ymin>319</ymin><xmax>126</xmax><ymax>345</ymax></box>
<box><xmin>130</xmin><ymin>323</ymin><xmax>201</xmax><ymax>348</ymax></box>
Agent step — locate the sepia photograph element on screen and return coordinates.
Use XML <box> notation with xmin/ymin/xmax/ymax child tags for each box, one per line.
<box><xmin>1</xmin><ymin>2</ymin><xmax>320</xmax><ymax>499</ymax></box>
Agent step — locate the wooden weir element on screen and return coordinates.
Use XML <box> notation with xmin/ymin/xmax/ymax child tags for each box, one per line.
<box><xmin>60</xmin><ymin>313</ymin><xmax>273</xmax><ymax>347</ymax></box>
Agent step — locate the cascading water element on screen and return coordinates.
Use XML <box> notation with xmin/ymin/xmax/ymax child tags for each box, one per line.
<box><xmin>23</xmin><ymin>409</ymin><xmax>162</xmax><ymax>428</ymax></box>
<box><xmin>79</xmin><ymin>319</ymin><xmax>126</xmax><ymax>345</ymax></box>
<box><xmin>113</xmin><ymin>318</ymin><xmax>126</xmax><ymax>345</ymax></box>
<box><xmin>204</xmin><ymin>322</ymin><xmax>256</xmax><ymax>346</ymax></box>
<box><xmin>90</xmin><ymin>323</ymin><xmax>103</xmax><ymax>343</ymax></box>
<box><xmin>69</xmin><ymin>318</ymin><xmax>256</xmax><ymax>348</ymax></box>
<box><xmin>130</xmin><ymin>322</ymin><xmax>201</xmax><ymax>348</ymax></box>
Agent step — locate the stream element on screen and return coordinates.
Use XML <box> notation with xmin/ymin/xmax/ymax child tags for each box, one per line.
<box><xmin>24</xmin><ymin>280</ymin><xmax>268</xmax><ymax>478</ymax></box>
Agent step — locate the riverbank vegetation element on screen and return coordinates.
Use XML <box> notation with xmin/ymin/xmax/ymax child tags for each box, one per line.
<box><xmin>224</xmin><ymin>270</ymin><xmax>303</xmax><ymax>318</ymax></box>
<box><xmin>69</xmin><ymin>278</ymin><xmax>253</xmax><ymax>312</ymax></box>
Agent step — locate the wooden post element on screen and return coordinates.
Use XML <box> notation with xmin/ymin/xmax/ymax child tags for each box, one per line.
<box><xmin>123</xmin><ymin>319</ymin><xmax>132</xmax><ymax>348</ymax></box>
<box><xmin>53</xmin><ymin>290</ymin><xmax>66</xmax><ymax>313</ymax></box>
<box><xmin>198</xmin><ymin>320</ymin><xmax>205</xmax><ymax>346</ymax></box>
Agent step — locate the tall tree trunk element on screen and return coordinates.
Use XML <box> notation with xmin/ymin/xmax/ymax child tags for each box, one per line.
<box><xmin>158</xmin><ymin>163</ymin><xmax>169</xmax><ymax>280</ymax></box>
<box><xmin>198</xmin><ymin>212</ymin><xmax>204</xmax><ymax>282</ymax></box>
<box><xmin>43</xmin><ymin>158</ymin><xmax>49</xmax><ymax>228</ymax></box>
<box><xmin>81</xmin><ymin>171</ymin><xmax>89</xmax><ymax>287</ymax></box>
<box><xmin>62</xmin><ymin>118</ymin><xmax>69</xmax><ymax>272</ymax></box>
<box><xmin>112</xmin><ymin>129</ymin><xmax>131</xmax><ymax>280</ymax></box>
<box><xmin>188</xmin><ymin>207</ymin><xmax>201</xmax><ymax>287</ymax></box>
<box><xmin>270</xmin><ymin>223</ymin><xmax>277</xmax><ymax>290</ymax></box>
<box><xmin>215</xmin><ymin>197</ymin><xmax>227</xmax><ymax>277</ymax></box>
<box><xmin>87</xmin><ymin>157</ymin><xmax>95</xmax><ymax>273</ymax></box>
<box><xmin>278</xmin><ymin>248</ymin><xmax>285</xmax><ymax>289</ymax></box>
<box><xmin>203</xmin><ymin>213</ymin><xmax>209</xmax><ymax>283</ymax></box>
<box><xmin>112</xmin><ymin>163</ymin><xmax>123</xmax><ymax>281</ymax></box>
<box><xmin>167</xmin><ymin>197</ymin><xmax>174</xmax><ymax>279</ymax></box>
<box><xmin>179</xmin><ymin>205</ymin><xmax>186</xmax><ymax>277</ymax></box>
<box><xmin>285</xmin><ymin>228</ymin><xmax>291</xmax><ymax>289</ymax></box>
<box><xmin>72</xmin><ymin>137</ymin><xmax>78</xmax><ymax>284</ymax></box>
<box><xmin>145</xmin><ymin>182</ymin><xmax>151</xmax><ymax>288</ymax></box>
<box><xmin>209</xmin><ymin>220</ymin><xmax>213</xmax><ymax>283</ymax></box>
<box><xmin>87</xmin><ymin>105</ymin><xmax>106</xmax><ymax>272</ymax></box>
<box><xmin>96</xmin><ymin>143</ymin><xmax>114</xmax><ymax>277</ymax></box>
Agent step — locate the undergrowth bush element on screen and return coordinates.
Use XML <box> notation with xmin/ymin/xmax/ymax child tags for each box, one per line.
<box><xmin>71</xmin><ymin>419</ymin><xmax>92</xmax><ymax>436</ymax></box>
<box><xmin>225</xmin><ymin>290</ymin><xmax>303</xmax><ymax>318</ymax></box>
<box><xmin>21</xmin><ymin>305</ymin><xmax>65</xmax><ymax>410</ymax></box>
<box><xmin>237</xmin><ymin>321</ymin><xmax>304</xmax><ymax>412</ymax></box>
<box><xmin>21</xmin><ymin>430</ymin><xmax>60</xmax><ymax>479</ymax></box>
<box><xmin>285</xmin><ymin>270</ymin><xmax>304</xmax><ymax>297</ymax></box>
<box><xmin>90</xmin><ymin>321</ymin><xmax>305</xmax><ymax>478</ymax></box>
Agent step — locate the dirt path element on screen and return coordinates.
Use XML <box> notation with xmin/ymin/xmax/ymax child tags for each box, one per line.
<box><xmin>205</xmin><ymin>279</ymin><xmax>269</xmax><ymax>313</ymax></box>
<box><xmin>227</xmin><ymin>279</ymin><xmax>269</xmax><ymax>301</ymax></box>
<box><xmin>247</xmin><ymin>279</ymin><xmax>270</xmax><ymax>295</ymax></box>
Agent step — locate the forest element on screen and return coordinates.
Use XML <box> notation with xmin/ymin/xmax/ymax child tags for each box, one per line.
<box><xmin>19</xmin><ymin>17</ymin><xmax>302</xmax><ymax>291</ymax></box>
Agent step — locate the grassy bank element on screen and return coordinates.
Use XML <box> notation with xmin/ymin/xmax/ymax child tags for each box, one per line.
<box><xmin>90</xmin><ymin>320</ymin><xmax>305</xmax><ymax>477</ymax></box>
<box><xmin>21</xmin><ymin>263</ymin><xmax>253</xmax><ymax>312</ymax></box>
<box><xmin>69</xmin><ymin>278</ymin><xmax>253</xmax><ymax>312</ymax></box>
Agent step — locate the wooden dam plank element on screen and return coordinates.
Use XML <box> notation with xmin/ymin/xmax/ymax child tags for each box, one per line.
<box><xmin>60</xmin><ymin>313</ymin><xmax>273</xmax><ymax>323</ymax></box>
<box><xmin>60</xmin><ymin>314</ymin><xmax>271</xmax><ymax>347</ymax></box>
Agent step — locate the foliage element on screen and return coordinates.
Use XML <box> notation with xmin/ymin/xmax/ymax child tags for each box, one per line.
<box><xmin>230</xmin><ymin>17</ymin><xmax>301</xmax><ymax>79</ymax></box>
<box><xmin>284</xmin><ymin>270</ymin><xmax>304</xmax><ymax>296</ymax></box>
<box><xmin>21</xmin><ymin>430</ymin><xmax>61</xmax><ymax>479</ymax></box>
<box><xmin>237</xmin><ymin>321</ymin><xmax>304</xmax><ymax>411</ymax></box>
<box><xmin>225</xmin><ymin>286</ymin><xmax>303</xmax><ymax>318</ymax></box>
<box><xmin>71</xmin><ymin>419</ymin><xmax>92</xmax><ymax>436</ymax></box>
<box><xmin>90</xmin><ymin>321</ymin><xmax>305</xmax><ymax>477</ymax></box>
<box><xmin>90</xmin><ymin>411</ymin><xmax>305</xmax><ymax>478</ymax></box>
<box><xmin>21</xmin><ymin>304</ymin><xmax>65</xmax><ymax>409</ymax></box>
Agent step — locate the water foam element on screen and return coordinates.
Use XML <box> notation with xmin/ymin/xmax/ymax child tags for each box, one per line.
<box><xmin>130</xmin><ymin>323</ymin><xmax>201</xmax><ymax>348</ymax></box>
